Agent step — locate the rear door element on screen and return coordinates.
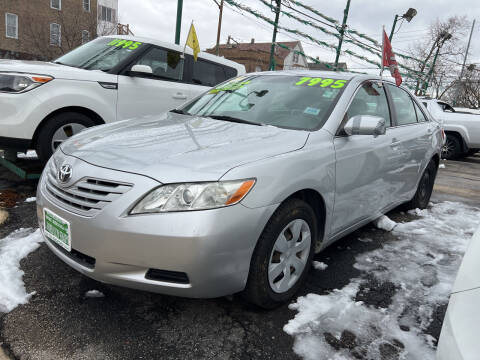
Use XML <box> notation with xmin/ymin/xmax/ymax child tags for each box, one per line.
<box><xmin>385</xmin><ymin>84</ymin><xmax>435</xmax><ymax>201</ymax></box>
<box><xmin>116</xmin><ymin>46</ymin><xmax>193</xmax><ymax>119</ymax></box>
<box><xmin>332</xmin><ymin>81</ymin><xmax>396</xmax><ymax>235</ymax></box>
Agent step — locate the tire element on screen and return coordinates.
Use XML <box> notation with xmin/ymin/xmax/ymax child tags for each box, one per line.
<box><xmin>442</xmin><ymin>134</ymin><xmax>462</xmax><ymax>160</ymax></box>
<box><xmin>403</xmin><ymin>160</ymin><xmax>437</xmax><ymax>210</ymax></box>
<box><xmin>243</xmin><ymin>198</ymin><xmax>317</xmax><ymax>309</ymax></box>
<box><xmin>35</xmin><ymin>112</ymin><xmax>96</xmax><ymax>162</ymax></box>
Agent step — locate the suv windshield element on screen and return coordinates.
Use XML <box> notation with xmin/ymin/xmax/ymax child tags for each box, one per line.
<box><xmin>180</xmin><ymin>75</ymin><xmax>348</xmax><ymax>130</ymax></box>
<box><xmin>54</xmin><ymin>38</ymin><xmax>147</xmax><ymax>72</ymax></box>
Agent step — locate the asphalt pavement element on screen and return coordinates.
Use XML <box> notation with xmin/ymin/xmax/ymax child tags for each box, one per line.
<box><xmin>0</xmin><ymin>154</ymin><xmax>479</xmax><ymax>360</ymax></box>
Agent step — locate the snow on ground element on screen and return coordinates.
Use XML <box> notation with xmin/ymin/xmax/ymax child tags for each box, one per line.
<box><xmin>313</xmin><ymin>261</ymin><xmax>328</xmax><ymax>271</ymax></box>
<box><xmin>85</xmin><ymin>290</ymin><xmax>105</xmax><ymax>298</ymax></box>
<box><xmin>285</xmin><ymin>202</ymin><xmax>480</xmax><ymax>360</ymax></box>
<box><xmin>17</xmin><ymin>151</ymin><xmax>38</xmax><ymax>159</ymax></box>
<box><xmin>24</xmin><ymin>197</ymin><xmax>36</xmax><ymax>203</ymax></box>
<box><xmin>0</xmin><ymin>229</ymin><xmax>43</xmax><ymax>313</ymax></box>
<box><xmin>439</xmin><ymin>164</ymin><xmax>446</xmax><ymax>169</ymax></box>
<box><xmin>373</xmin><ymin>215</ymin><xmax>397</xmax><ymax>231</ymax></box>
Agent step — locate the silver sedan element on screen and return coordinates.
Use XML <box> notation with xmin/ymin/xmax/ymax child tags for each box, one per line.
<box><xmin>36</xmin><ymin>71</ymin><xmax>443</xmax><ymax>308</ymax></box>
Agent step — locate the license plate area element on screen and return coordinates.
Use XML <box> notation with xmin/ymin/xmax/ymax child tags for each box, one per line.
<box><xmin>44</xmin><ymin>208</ymin><xmax>71</xmax><ymax>252</ymax></box>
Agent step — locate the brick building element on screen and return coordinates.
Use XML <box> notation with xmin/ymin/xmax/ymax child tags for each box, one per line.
<box><xmin>0</xmin><ymin>0</ymin><xmax>99</xmax><ymax>60</ymax></box>
<box><xmin>207</xmin><ymin>39</ymin><xmax>308</xmax><ymax>73</ymax></box>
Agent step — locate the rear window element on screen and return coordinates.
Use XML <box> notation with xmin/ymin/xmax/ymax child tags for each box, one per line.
<box><xmin>192</xmin><ymin>60</ymin><xmax>226</xmax><ymax>87</ymax></box>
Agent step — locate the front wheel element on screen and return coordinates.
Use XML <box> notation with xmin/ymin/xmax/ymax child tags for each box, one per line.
<box><xmin>403</xmin><ymin>160</ymin><xmax>437</xmax><ymax>210</ymax></box>
<box><xmin>243</xmin><ymin>198</ymin><xmax>317</xmax><ymax>309</ymax></box>
<box><xmin>442</xmin><ymin>134</ymin><xmax>462</xmax><ymax>160</ymax></box>
<box><xmin>36</xmin><ymin>112</ymin><xmax>96</xmax><ymax>162</ymax></box>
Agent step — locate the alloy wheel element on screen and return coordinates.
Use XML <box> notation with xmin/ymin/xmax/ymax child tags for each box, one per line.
<box><xmin>51</xmin><ymin>123</ymin><xmax>87</xmax><ymax>151</ymax></box>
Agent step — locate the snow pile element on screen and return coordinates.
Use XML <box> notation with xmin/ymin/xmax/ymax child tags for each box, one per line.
<box><xmin>85</xmin><ymin>290</ymin><xmax>105</xmax><ymax>298</ymax></box>
<box><xmin>285</xmin><ymin>202</ymin><xmax>480</xmax><ymax>360</ymax></box>
<box><xmin>0</xmin><ymin>229</ymin><xmax>43</xmax><ymax>313</ymax></box>
<box><xmin>373</xmin><ymin>215</ymin><xmax>397</xmax><ymax>231</ymax></box>
<box><xmin>17</xmin><ymin>150</ymin><xmax>38</xmax><ymax>159</ymax></box>
<box><xmin>439</xmin><ymin>164</ymin><xmax>446</xmax><ymax>169</ymax></box>
<box><xmin>313</xmin><ymin>261</ymin><xmax>328</xmax><ymax>271</ymax></box>
<box><xmin>24</xmin><ymin>197</ymin><xmax>36</xmax><ymax>203</ymax></box>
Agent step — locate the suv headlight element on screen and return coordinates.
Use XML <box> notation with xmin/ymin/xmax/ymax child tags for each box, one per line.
<box><xmin>130</xmin><ymin>179</ymin><xmax>256</xmax><ymax>214</ymax></box>
<box><xmin>0</xmin><ymin>73</ymin><xmax>53</xmax><ymax>93</ymax></box>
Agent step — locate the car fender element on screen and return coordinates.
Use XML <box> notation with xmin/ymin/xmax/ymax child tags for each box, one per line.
<box><xmin>443</xmin><ymin>124</ymin><xmax>470</xmax><ymax>146</ymax></box>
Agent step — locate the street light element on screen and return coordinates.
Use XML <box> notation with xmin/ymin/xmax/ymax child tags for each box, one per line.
<box><xmin>389</xmin><ymin>8</ymin><xmax>417</xmax><ymax>42</ymax></box>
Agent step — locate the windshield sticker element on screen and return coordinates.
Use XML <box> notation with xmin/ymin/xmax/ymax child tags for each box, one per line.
<box><xmin>295</xmin><ymin>77</ymin><xmax>347</xmax><ymax>89</ymax></box>
<box><xmin>304</xmin><ymin>107</ymin><xmax>320</xmax><ymax>116</ymax></box>
<box><xmin>107</xmin><ymin>39</ymin><xmax>143</xmax><ymax>50</ymax></box>
<box><xmin>209</xmin><ymin>79</ymin><xmax>251</xmax><ymax>94</ymax></box>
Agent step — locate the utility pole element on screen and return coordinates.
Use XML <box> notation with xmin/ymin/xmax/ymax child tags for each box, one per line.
<box><xmin>454</xmin><ymin>19</ymin><xmax>475</xmax><ymax>105</ymax></box>
<box><xmin>334</xmin><ymin>0</ymin><xmax>351</xmax><ymax>71</ymax></box>
<box><xmin>215</xmin><ymin>0</ymin><xmax>224</xmax><ymax>56</ymax></box>
<box><xmin>422</xmin><ymin>31</ymin><xmax>452</xmax><ymax>95</ymax></box>
<box><xmin>269</xmin><ymin>0</ymin><xmax>281</xmax><ymax>71</ymax></box>
<box><xmin>175</xmin><ymin>0</ymin><xmax>183</xmax><ymax>45</ymax></box>
<box><xmin>389</xmin><ymin>15</ymin><xmax>399</xmax><ymax>41</ymax></box>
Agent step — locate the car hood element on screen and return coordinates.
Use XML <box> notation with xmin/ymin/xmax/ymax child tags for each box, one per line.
<box><xmin>0</xmin><ymin>60</ymin><xmax>114</xmax><ymax>82</ymax></box>
<box><xmin>61</xmin><ymin>112</ymin><xmax>309</xmax><ymax>183</ymax></box>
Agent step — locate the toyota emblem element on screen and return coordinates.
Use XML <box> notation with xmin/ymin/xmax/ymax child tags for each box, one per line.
<box><xmin>58</xmin><ymin>164</ymin><xmax>73</xmax><ymax>183</ymax></box>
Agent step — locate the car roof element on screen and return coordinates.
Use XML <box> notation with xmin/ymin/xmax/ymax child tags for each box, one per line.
<box><xmin>103</xmin><ymin>35</ymin><xmax>245</xmax><ymax>72</ymax></box>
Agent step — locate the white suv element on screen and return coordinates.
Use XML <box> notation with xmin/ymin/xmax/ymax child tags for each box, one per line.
<box><xmin>0</xmin><ymin>35</ymin><xmax>245</xmax><ymax>161</ymax></box>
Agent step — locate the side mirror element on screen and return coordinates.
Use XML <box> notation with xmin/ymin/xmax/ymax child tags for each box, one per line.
<box><xmin>130</xmin><ymin>64</ymin><xmax>153</xmax><ymax>75</ymax></box>
<box><xmin>344</xmin><ymin>115</ymin><xmax>386</xmax><ymax>137</ymax></box>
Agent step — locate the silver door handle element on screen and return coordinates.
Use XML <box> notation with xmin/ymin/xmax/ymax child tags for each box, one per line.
<box><xmin>173</xmin><ymin>92</ymin><xmax>187</xmax><ymax>100</ymax></box>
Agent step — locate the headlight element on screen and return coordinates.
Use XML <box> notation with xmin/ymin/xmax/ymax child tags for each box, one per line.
<box><xmin>130</xmin><ymin>179</ymin><xmax>256</xmax><ymax>214</ymax></box>
<box><xmin>0</xmin><ymin>73</ymin><xmax>53</xmax><ymax>93</ymax></box>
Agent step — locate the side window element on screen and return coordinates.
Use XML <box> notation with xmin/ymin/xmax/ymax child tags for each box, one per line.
<box><xmin>387</xmin><ymin>84</ymin><xmax>417</xmax><ymax>126</ymax></box>
<box><xmin>413</xmin><ymin>101</ymin><xmax>429</xmax><ymax>122</ymax></box>
<box><xmin>192</xmin><ymin>60</ymin><xmax>225</xmax><ymax>87</ymax></box>
<box><xmin>346</xmin><ymin>81</ymin><xmax>391</xmax><ymax>127</ymax></box>
<box><xmin>134</xmin><ymin>47</ymin><xmax>183</xmax><ymax>81</ymax></box>
<box><xmin>224</xmin><ymin>66</ymin><xmax>237</xmax><ymax>80</ymax></box>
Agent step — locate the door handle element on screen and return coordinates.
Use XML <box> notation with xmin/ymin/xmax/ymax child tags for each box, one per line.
<box><xmin>173</xmin><ymin>92</ymin><xmax>187</xmax><ymax>100</ymax></box>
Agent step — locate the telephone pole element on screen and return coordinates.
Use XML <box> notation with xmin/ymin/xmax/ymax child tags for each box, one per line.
<box><xmin>269</xmin><ymin>0</ymin><xmax>281</xmax><ymax>71</ymax></box>
<box><xmin>334</xmin><ymin>0</ymin><xmax>351</xmax><ymax>71</ymax></box>
<box><xmin>175</xmin><ymin>0</ymin><xmax>183</xmax><ymax>45</ymax></box>
<box><xmin>215</xmin><ymin>0</ymin><xmax>224</xmax><ymax>56</ymax></box>
<box><xmin>454</xmin><ymin>19</ymin><xmax>475</xmax><ymax>105</ymax></box>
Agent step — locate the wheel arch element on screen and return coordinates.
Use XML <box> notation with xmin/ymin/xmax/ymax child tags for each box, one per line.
<box><xmin>32</xmin><ymin>106</ymin><xmax>105</xmax><ymax>148</ymax></box>
<box><xmin>445</xmin><ymin>130</ymin><xmax>468</xmax><ymax>152</ymax></box>
<box><xmin>283</xmin><ymin>188</ymin><xmax>327</xmax><ymax>252</ymax></box>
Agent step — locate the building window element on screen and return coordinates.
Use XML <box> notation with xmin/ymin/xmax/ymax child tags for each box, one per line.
<box><xmin>83</xmin><ymin>0</ymin><xmax>90</xmax><ymax>12</ymax></box>
<box><xmin>50</xmin><ymin>23</ymin><xmax>61</xmax><ymax>46</ymax></box>
<box><xmin>5</xmin><ymin>13</ymin><xmax>18</xmax><ymax>39</ymax></box>
<box><xmin>51</xmin><ymin>0</ymin><xmax>61</xmax><ymax>10</ymax></box>
<box><xmin>99</xmin><ymin>6</ymin><xmax>116</xmax><ymax>23</ymax></box>
<box><xmin>293</xmin><ymin>52</ymin><xmax>299</xmax><ymax>63</ymax></box>
<box><xmin>81</xmin><ymin>30</ymin><xmax>90</xmax><ymax>44</ymax></box>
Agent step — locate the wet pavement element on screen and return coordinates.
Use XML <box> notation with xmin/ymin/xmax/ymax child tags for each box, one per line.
<box><xmin>0</xmin><ymin>154</ymin><xmax>479</xmax><ymax>360</ymax></box>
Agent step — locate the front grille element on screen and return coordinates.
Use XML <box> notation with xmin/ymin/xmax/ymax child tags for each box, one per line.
<box><xmin>44</xmin><ymin>160</ymin><xmax>132</xmax><ymax>217</ymax></box>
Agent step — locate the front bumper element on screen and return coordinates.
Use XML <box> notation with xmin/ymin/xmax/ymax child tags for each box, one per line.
<box><xmin>437</xmin><ymin>287</ymin><xmax>480</xmax><ymax>360</ymax></box>
<box><xmin>37</xmin><ymin>154</ymin><xmax>277</xmax><ymax>298</ymax></box>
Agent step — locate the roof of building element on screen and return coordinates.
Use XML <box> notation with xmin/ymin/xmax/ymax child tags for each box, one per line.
<box><xmin>211</xmin><ymin>41</ymin><xmax>303</xmax><ymax>60</ymax></box>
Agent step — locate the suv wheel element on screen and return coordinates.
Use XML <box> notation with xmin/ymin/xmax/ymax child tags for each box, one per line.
<box><xmin>442</xmin><ymin>134</ymin><xmax>462</xmax><ymax>160</ymax></box>
<box><xmin>403</xmin><ymin>160</ymin><xmax>437</xmax><ymax>210</ymax></box>
<box><xmin>36</xmin><ymin>112</ymin><xmax>96</xmax><ymax>162</ymax></box>
<box><xmin>243</xmin><ymin>198</ymin><xmax>317</xmax><ymax>309</ymax></box>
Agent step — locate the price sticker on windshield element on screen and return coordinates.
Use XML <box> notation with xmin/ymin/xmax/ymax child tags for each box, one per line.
<box><xmin>295</xmin><ymin>77</ymin><xmax>347</xmax><ymax>89</ymax></box>
<box><xmin>209</xmin><ymin>78</ymin><xmax>251</xmax><ymax>94</ymax></box>
<box><xmin>107</xmin><ymin>39</ymin><xmax>143</xmax><ymax>50</ymax></box>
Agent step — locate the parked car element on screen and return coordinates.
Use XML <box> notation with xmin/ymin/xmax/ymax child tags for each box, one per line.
<box><xmin>36</xmin><ymin>72</ymin><xmax>443</xmax><ymax>308</ymax></box>
<box><xmin>421</xmin><ymin>98</ymin><xmax>480</xmax><ymax>159</ymax></box>
<box><xmin>0</xmin><ymin>35</ymin><xmax>245</xmax><ymax>161</ymax></box>
<box><xmin>437</xmin><ymin>226</ymin><xmax>480</xmax><ymax>360</ymax></box>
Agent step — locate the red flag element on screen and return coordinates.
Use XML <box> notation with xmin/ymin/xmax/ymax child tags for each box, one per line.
<box><xmin>382</xmin><ymin>30</ymin><xmax>402</xmax><ymax>86</ymax></box>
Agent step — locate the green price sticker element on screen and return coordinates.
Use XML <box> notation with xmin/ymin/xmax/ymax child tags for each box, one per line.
<box><xmin>107</xmin><ymin>39</ymin><xmax>143</xmax><ymax>50</ymax></box>
<box><xmin>209</xmin><ymin>79</ymin><xmax>251</xmax><ymax>94</ymax></box>
<box><xmin>295</xmin><ymin>77</ymin><xmax>347</xmax><ymax>89</ymax></box>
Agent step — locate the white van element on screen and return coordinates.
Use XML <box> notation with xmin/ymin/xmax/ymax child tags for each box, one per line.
<box><xmin>0</xmin><ymin>35</ymin><xmax>245</xmax><ymax>161</ymax></box>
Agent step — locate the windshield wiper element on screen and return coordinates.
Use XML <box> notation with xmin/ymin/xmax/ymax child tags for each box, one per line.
<box><xmin>206</xmin><ymin>115</ymin><xmax>263</xmax><ymax>126</ymax></box>
<box><xmin>51</xmin><ymin>61</ymin><xmax>78</xmax><ymax>68</ymax></box>
<box><xmin>170</xmin><ymin>109</ymin><xmax>190</xmax><ymax>115</ymax></box>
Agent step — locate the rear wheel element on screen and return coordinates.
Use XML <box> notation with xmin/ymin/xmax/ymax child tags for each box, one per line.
<box><xmin>403</xmin><ymin>160</ymin><xmax>437</xmax><ymax>210</ymax></box>
<box><xmin>243</xmin><ymin>198</ymin><xmax>317</xmax><ymax>309</ymax></box>
<box><xmin>36</xmin><ymin>112</ymin><xmax>96</xmax><ymax>162</ymax></box>
<box><xmin>442</xmin><ymin>134</ymin><xmax>462</xmax><ymax>160</ymax></box>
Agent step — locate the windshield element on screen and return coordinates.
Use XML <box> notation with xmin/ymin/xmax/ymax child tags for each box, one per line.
<box><xmin>180</xmin><ymin>75</ymin><xmax>348</xmax><ymax>130</ymax></box>
<box><xmin>54</xmin><ymin>38</ymin><xmax>147</xmax><ymax>72</ymax></box>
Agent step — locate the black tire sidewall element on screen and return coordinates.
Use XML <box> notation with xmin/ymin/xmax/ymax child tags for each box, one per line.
<box><xmin>36</xmin><ymin>112</ymin><xmax>96</xmax><ymax>162</ymax></box>
<box><xmin>244</xmin><ymin>198</ymin><xmax>317</xmax><ymax>308</ymax></box>
<box><xmin>410</xmin><ymin>160</ymin><xmax>437</xmax><ymax>210</ymax></box>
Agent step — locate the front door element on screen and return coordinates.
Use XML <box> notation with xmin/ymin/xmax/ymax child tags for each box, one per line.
<box><xmin>117</xmin><ymin>46</ymin><xmax>195</xmax><ymax>120</ymax></box>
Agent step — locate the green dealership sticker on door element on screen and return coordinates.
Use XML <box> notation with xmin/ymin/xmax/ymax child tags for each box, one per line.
<box><xmin>107</xmin><ymin>39</ymin><xmax>143</xmax><ymax>50</ymax></box>
<box><xmin>44</xmin><ymin>208</ymin><xmax>71</xmax><ymax>252</ymax></box>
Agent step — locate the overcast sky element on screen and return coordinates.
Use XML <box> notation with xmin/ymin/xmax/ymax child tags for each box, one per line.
<box><xmin>118</xmin><ymin>0</ymin><xmax>480</xmax><ymax>71</ymax></box>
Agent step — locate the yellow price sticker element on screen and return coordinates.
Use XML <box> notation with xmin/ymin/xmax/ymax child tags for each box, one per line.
<box><xmin>295</xmin><ymin>77</ymin><xmax>347</xmax><ymax>89</ymax></box>
<box><xmin>107</xmin><ymin>39</ymin><xmax>143</xmax><ymax>50</ymax></box>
